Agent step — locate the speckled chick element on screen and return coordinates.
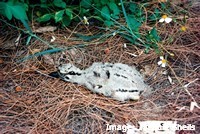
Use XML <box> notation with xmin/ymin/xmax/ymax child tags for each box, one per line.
<box><xmin>57</xmin><ymin>62</ymin><xmax>151</xmax><ymax>101</ymax></box>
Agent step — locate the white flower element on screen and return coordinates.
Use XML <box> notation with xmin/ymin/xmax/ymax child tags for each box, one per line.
<box><xmin>83</xmin><ymin>16</ymin><xmax>89</xmax><ymax>25</ymax></box>
<box><xmin>112</xmin><ymin>32</ymin><xmax>116</xmax><ymax>36</ymax></box>
<box><xmin>50</xmin><ymin>36</ymin><xmax>56</xmax><ymax>42</ymax></box>
<box><xmin>123</xmin><ymin>43</ymin><xmax>127</xmax><ymax>48</ymax></box>
<box><xmin>159</xmin><ymin>15</ymin><xmax>172</xmax><ymax>23</ymax></box>
<box><xmin>158</xmin><ymin>56</ymin><xmax>167</xmax><ymax>67</ymax></box>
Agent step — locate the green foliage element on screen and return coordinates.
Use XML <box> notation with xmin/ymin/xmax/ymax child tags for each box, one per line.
<box><xmin>149</xmin><ymin>27</ymin><xmax>160</xmax><ymax>42</ymax></box>
<box><xmin>145</xmin><ymin>27</ymin><xmax>160</xmax><ymax>53</ymax></box>
<box><xmin>0</xmin><ymin>0</ymin><xmax>32</xmax><ymax>32</ymax></box>
<box><xmin>0</xmin><ymin>0</ymin><xmax>178</xmax><ymax>53</ymax></box>
<box><xmin>18</xmin><ymin>47</ymin><xmax>63</xmax><ymax>62</ymax></box>
<box><xmin>80</xmin><ymin>0</ymin><xmax>120</xmax><ymax>27</ymax></box>
<box><xmin>120</xmin><ymin>0</ymin><xmax>143</xmax><ymax>45</ymax></box>
<box><xmin>108</xmin><ymin>2</ymin><xmax>120</xmax><ymax>18</ymax></box>
<box><xmin>0</xmin><ymin>1</ymin><xmax>28</xmax><ymax>20</ymax></box>
<box><xmin>127</xmin><ymin>15</ymin><xmax>141</xmax><ymax>31</ymax></box>
<box><xmin>34</xmin><ymin>0</ymin><xmax>74</xmax><ymax>26</ymax></box>
<box><xmin>53</xmin><ymin>0</ymin><xmax>66</xmax><ymax>8</ymax></box>
<box><xmin>75</xmin><ymin>33</ymin><xmax>104</xmax><ymax>42</ymax></box>
<box><xmin>36</xmin><ymin>13</ymin><xmax>53</xmax><ymax>22</ymax></box>
<box><xmin>101</xmin><ymin>6</ymin><xmax>111</xmax><ymax>20</ymax></box>
<box><xmin>80</xmin><ymin>0</ymin><xmax>92</xmax><ymax>8</ymax></box>
<box><xmin>149</xmin><ymin>8</ymin><xmax>161</xmax><ymax>21</ymax></box>
<box><xmin>54</xmin><ymin>10</ymin><xmax>65</xmax><ymax>23</ymax></box>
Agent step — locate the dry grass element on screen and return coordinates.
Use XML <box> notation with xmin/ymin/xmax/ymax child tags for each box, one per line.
<box><xmin>0</xmin><ymin>3</ymin><xmax>200</xmax><ymax>134</ymax></box>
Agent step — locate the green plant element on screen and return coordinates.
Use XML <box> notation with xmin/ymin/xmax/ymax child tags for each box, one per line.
<box><xmin>80</xmin><ymin>0</ymin><xmax>120</xmax><ymax>27</ymax></box>
<box><xmin>145</xmin><ymin>27</ymin><xmax>160</xmax><ymax>53</ymax></box>
<box><xmin>0</xmin><ymin>0</ymin><xmax>32</xmax><ymax>32</ymax></box>
<box><xmin>35</xmin><ymin>0</ymin><xmax>74</xmax><ymax>26</ymax></box>
<box><xmin>0</xmin><ymin>0</ymin><xmax>186</xmax><ymax>57</ymax></box>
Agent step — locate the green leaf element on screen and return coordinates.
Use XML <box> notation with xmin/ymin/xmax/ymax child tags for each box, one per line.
<box><xmin>0</xmin><ymin>1</ymin><xmax>32</xmax><ymax>33</ymax></box>
<box><xmin>94</xmin><ymin>0</ymin><xmax>99</xmax><ymax>3</ymax></box>
<box><xmin>9</xmin><ymin>2</ymin><xmax>28</xmax><ymax>21</ymax></box>
<box><xmin>40</xmin><ymin>4</ymin><xmax>48</xmax><ymax>8</ymax></box>
<box><xmin>18</xmin><ymin>48</ymin><xmax>63</xmax><ymax>62</ymax></box>
<box><xmin>100</xmin><ymin>0</ymin><xmax>108</xmax><ymax>5</ymax></box>
<box><xmin>80</xmin><ymin>8</ymin><xmax>89</xmax><ymax>15</ymax></box>
<box><xmin>145</xmin><ymin>44</ymin><xmax>150</xmax><ymax>53</ymax></box>
<box><xmin>55</xmin><ymin>10</ymin><xmax>64</xmax><ymax>23</ymax></box>
<box><xmin>150</xmin><ymin>27</ymin><xmax>160</xmax><ymax>42</ymax></box>
<box><xmin>108</xmin><ymin>2</ymin><xmax>120</xmax><ymax>16</ymax></box>
<box><xmin>80</xmin><ymin>0</ymin><xmax>92</xmax><ymax>8</ymax></box>
<box><xmin>92</xmin><ymin>16</ymin><xmax>104</xmax><ymax>22</ymax></box>
<box><xmin>62</xmin><ymin>16</ymin><xmax>71</xmax><ymax>26</ymax></box>
<box><xmin>127</xmin><ymin>15</ymin><xmax>141</xmax><ymax>31</ymax></box>
<box><xmin>161</xmin><ymin>3</ymin><xmax>166</xmax><ymax>10</ymax></box>
<box><xmin>0</xmin><ymin>2</ymin><xmax>12</xmax><ymax>20</ymax></box>
<box><xmin>129</xmin><ymin>3</ymin><xmax>137</xmax><ymax>13</ymax></box>
<box><xmin>144</xmin><ymin>43</ymin><xmax>160</xmax><ymax>54</ymax></box>
<box><xmin>53</xmin><ymin>0</ymin><xmax>66</xmax><ymax>8</ymax></box>
<box><xmin>111</xmin><ymin>14</ymin><xmax>119</xmax><ymax>19</ymax></box>
<box><xmin>41</xmin><ymin>0</ymin><xmax>47</xmax><ymax>3</ymax></box>
<box><xmin>65</xmin><ymin>8</ymin><xmax>73</xmax><ymax>20</ymax></box>
<box><xmin>21</xmin><ymin>19</ymin><xmax>32</xmax><ymax>33</ymax></box>
<box><xmin>149</xmin><ymin>8</ymin><xmax>161</xmax><ymax>21</ymax></box>
<box><xmin>37</xmin><ymin>13</ymin><xmax>53</xmax><ymax>22</ymax></box>
<box><xmin>26</xmin><ymin>35</ymin><xmax>32</xmax><ymax>45</ymax></box>
<box><xmin>120</xmin><ymin>33</ymin><xmax>136</xmax><ymax>44</ymax></box>
<box><xmin>136</xmin><ymin>9</ymin><xmax>143</xmax><ymax>18</ymax></box>
<box><xmin>104</xmin><ymin>20</ymin><xmax>113</xmax><ymax>27</ymax></box>
<box><xmin>154</xmin><ymin>8</ymin><xmax>160</xmax><ymax>17</ymax></box>
<box><xmin>0</xmin><ymin>1</ymin><xmax>28</xmax><ymax>21</ymax></box>
<box><xmin>151</xmin><ymin>43</ymin><xmax>160</xmax><ymax>53</ymax></box>
<box><xmin>101</xmin><ymin>6</ymin><xmax>110</xmax><ymax>20</ymax></box>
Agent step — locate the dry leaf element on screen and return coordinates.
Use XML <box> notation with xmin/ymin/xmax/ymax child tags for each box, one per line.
<box><xmin>0</xmin><ymin>93</ymin><xmax>4</xmax><ymax>99</ymax></box>
<box><xmin>104</xmin><ymin>48</ymin><xmax>110</xmax><ymax>54</ymax></box>
<box><xmin>25</xmin><ymin>99</ymin><xmax>34</xmax><ymax>104</ymax></box>
<box><xmin>13</xmin><ymin>69</ymin><xmax>17</xmax><ymax>72</ymax></box>
<box><xmin>34</xmin><ymin>26</ymin><xmax>57</xmax><ymax>33</ymax></box>
<box><xmin>143</xmin><ymin>65</ymin><xmax>156</xmax><ymax>76</ymax></box>
<box><xmin>0</xmin><ymin>58</ymin><xmax>3</xmax><ymax>64</ymax></box>
<box><xmin>190</xmin><ymin>102</ymin><xmax>200</xmax><ymax>112</ymax></box>
<box><xmin>68</xmin><ymin>48</ymin><xmax>77</xmax><ymax>56</ymax></box>
<box><xmin>0</xmin><ymin>72</ymin><xmax>4</xmax><ymax>82</ymax></box>
<box><xmin>158</xmin><ymin>0</ymin><xmax>167</xmax><ymax>2</ymax></box>
<box><xmin>43</xmin><ymin>55</ymin><xmax>54</xmax><ymax>65</ymax></box>
<box><xmin>66</xmin><ymin>49</ymin><xmax>83</xmax><ymax>64</ymax></box>
<box><xmin>168</xmin><ymin>75</ymin><xmax>174</xmax><ymax>84</ymax></box>
<box><xmin>14</xmin><ymin>34</ymin><xmax>21</xmax><ymax>46</ymax></box>
<box><xmin>31</xmin><ymin>48</ymin><xmax>41</xmax><ymax>54</ymax></box>
<box><xmin>16</xmin><ymin>86</ymin><xmax>23</xmax><ymax>92</ymax></box>
<box><xmin>125</xmin><ymin>52</ymin><xmax>138</xmax><ymax>57</ymax></box>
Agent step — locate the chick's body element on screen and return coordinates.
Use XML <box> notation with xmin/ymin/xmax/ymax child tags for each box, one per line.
<box><xmin>58</xmin><ymin>62</ymin><xmax>151</xmax><ymax>101</ymax></box>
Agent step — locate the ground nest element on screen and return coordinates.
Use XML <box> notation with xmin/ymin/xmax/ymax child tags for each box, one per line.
<box><xmin>0</xmin><ymin>6</ymin><xmax>200</xmax><ymax>134</ymax></box>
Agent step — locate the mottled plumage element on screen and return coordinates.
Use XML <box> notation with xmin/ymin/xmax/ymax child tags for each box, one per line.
<box><xmin>54</xmin><ymin>62</ymin><xmax>151</xmax><ymax>101</ymax></box>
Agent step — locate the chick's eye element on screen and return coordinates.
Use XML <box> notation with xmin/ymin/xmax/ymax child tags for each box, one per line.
<box><xmin>68</xmin><ymin>71</ymin><xmax>76</xmax><ymax>75</ymax></box>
